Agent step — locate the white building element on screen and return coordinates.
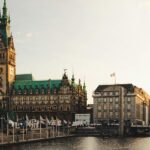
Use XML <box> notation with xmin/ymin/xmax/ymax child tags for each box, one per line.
<box><xmin>75</xmin><ymin>114</ymin><xmax>90</xmax><ymax>125</ymax></box>
<box><xmin>93</xmin><ymin>84</ymin><xmax>150</xmax><ymax>126</ymax></box>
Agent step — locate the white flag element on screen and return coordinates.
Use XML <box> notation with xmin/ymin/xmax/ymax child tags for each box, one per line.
<box><xmin>110</xmin><ymin>73</ymin><xmax>115</xmax><ymax>77</ymax></box>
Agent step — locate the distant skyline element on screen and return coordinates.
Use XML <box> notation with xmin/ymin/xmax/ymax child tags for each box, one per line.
<box><xmin>2</xmin><ymin>0</ymin><xmax>150</xmax><ymax>103</ymax></box>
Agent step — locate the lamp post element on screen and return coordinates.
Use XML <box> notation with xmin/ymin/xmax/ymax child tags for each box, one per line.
<box><xmin>1</xmin><ymin>116</ymin><xmax>3</xmax><ymax>144</ymax></box>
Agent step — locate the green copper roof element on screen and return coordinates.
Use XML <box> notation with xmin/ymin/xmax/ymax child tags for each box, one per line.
<box><xmin>13</xmin><ymin>74</ymin><xmax>61</xmax><ymax>93</ymax></box>
<box><xmin>16</xmin><ymin>74</ymin><xmax>33</xmax><ymax>81</ymax></box>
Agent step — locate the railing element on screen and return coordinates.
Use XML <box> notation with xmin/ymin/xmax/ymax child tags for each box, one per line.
<box><xmin>0</xmin><ymin>126</ymin><xmax>72</xmax><ymax>145</ymax></box>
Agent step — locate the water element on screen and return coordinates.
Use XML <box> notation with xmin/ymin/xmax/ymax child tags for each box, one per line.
<box><xmin>1</xmin><ymin>137</ymin><xmax>150</xmax><ymax>150</ymax></box>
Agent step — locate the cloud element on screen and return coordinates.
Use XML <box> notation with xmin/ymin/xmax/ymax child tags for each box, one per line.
<box><xmin>26</xmin><ymin>32</ymin><xmax>33</xmax><ymax>38</ymax></box>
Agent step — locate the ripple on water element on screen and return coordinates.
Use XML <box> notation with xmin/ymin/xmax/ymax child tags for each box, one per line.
<box><xmin>1</xmin><ymin>137</ymin><xmax>150</xmax><ymax>150</ymax></box>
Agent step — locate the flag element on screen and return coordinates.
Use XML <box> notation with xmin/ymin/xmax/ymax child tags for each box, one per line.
<box><xmin>40</xmin><ymin>115</ymin><xmax>45</xmax><ymax>124</ymax></box>
<box><xmin>25</xmin><ymin>114</ymin><xmax>30</xmax><ymax>127</ymax></box>
<box><xmin>8</xmin><ymin>117</ymin><xmax>15</xmax><ymax>128</ymax></box>
<box><xmin>110</xmin><ymin>72</ymin><xmax>115</xmax><ymax>77</ymax></box>
<box><xmin>56</xmin><ymin>117</ymin><xmax>61</xmax><ymax>126</ymax></box>
<box><xmin>51</xmin><ymin>116</ymin><xmax>56</xmax><ymax>126</ymax></box>
<box><xmin>46</xmin><ymin>116</ymin><xmax>50</xmax><ymax>125</ymax></box>
<box><xmin>26</xmin><ymin>114</ymin><xmax>29</xmax><ymax>122</ymax></box>
<box><xmin>63</xmin><ymin>120</ymin><xmax>67</xmax><ymax>124</ymax></box>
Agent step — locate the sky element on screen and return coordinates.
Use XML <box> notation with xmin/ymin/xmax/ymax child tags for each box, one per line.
<box><xmin>1</xmin><ymin>0</ymin><xmax>150</xmax><ymax>103</ymax></box>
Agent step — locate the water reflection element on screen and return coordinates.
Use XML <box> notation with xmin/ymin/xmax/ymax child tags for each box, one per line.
<box><xmin>1</xmin><ymin>137</ymin><xmax>150</xmax><ymax>150</ymax></box>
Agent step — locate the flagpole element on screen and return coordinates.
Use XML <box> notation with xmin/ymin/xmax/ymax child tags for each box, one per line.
<box><xmin>23</xmin><ymin>126</ymin><xmax>24</xmax><ymax>141</ymax></box>
<box><xmin>46</xmin><ymin>117</ymin><xmax>49</xmax><ymax>138</ymax></box>
<box><xmin>53</xmin><ymin>124</ymin><xmax>54</xmax><ymax>137</ymax></box>
<box><xmin>1</xmin><ymin>117</ymin><xmax>3</xmax><ymax>144</ymax></box>
<box><xmin>7</xmin><ymin>113</ymin><xmax>9</xmax><ymax>136</ymax></box>
<box><xmin>25</xmin><ymin>114</ymin><xmax>27</xmax><ymax>140</ymax></box>
<box><xmin>110</xmin><ymin>73</ymin><xmax>116</xmax><ymax>84</ymax></box>
<box><xmin>13</xmin><ymin>123</ymin><xmax>15</xmax><ymax>142</ymax></box>
<box><xmin>40</xmin><ymin>116</ymin><xmax>41</xmax><ymax>138</ymax></box>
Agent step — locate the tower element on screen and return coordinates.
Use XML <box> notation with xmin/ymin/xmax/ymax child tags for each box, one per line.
<box><xmin>0</xmin><ymin>0</ymin><xmax>16</xmax><ymax>98</ymax></box>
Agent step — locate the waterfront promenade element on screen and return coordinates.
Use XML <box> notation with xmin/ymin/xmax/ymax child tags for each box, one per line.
<box><xmin>0</xmin><ymin>126</ymin><xmax>73</xmax><ymax>146</ymax></box>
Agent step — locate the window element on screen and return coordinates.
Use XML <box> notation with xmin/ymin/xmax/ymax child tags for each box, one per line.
<box><xmin>104</xmin><ymin>98</ymin><xmax>107</xmax><ymax>103</ymax></box>
<box><xmin>48</xmin><ymin>89</ymin><xmax>50</xmax><ymax>94</ymax></box>
<box><xmin>35</xmin><ymin>97</ymin><xmax>39</xmax><ymax>100</ymax></box>
<box><xmin>35</xmin><ymin>89</ymin><xmax>39</xmax><ymax>94</ymax></box>
<box><xmin>41</xmin><ymin>89</ymin><xmax>45</xmax><ymax>94</ymax></box>
<box><xmin>104</xmin><ymin>112</ymin><xmax>107</xmax><ymax>118</ymax></box>
<box><xmin>109</xmin><ymin>112</ymin><xmax>113</xmax><ymax>118</ymax></box>
<box><xmin>98</xmin><ymin>112</ymin><xmax>102</xmax><ymax>118</ymax></box>
<box><xmin>30</xmin><ymin>89</ymin><xmax>33</xmax><ymax>94</ymax></box>
<box><xmin>41</xmin><ymin>97</ymin><xmax>45</xmax><ymax>100</ymax></box>
<box><xmin>127</xmin><ymin>97</ymin><xmax>131</xmax><ymax>103</ymax></box>
<box><xmin>109</xmin><ymin>105</ymin><xmax>113</xmax><ymax>110</ymax></box>
<box><xmin>110</xmin><ymin>92</ymin><xmax>113</xmax><ymax>96</ymax></box>
<box><xmin>18</xmin><ymin>90</ymin><xmax>21</xmax><ymax>95</ymax></box>
<box><xmin>115</xmin><ymin>97</ymin><xmax>119</xmax><ymax>103</ymax></box>
<box><xmin>109</xmin><ymin>98</ymin><xmax>113</xmax><ymax>103</ymax></box>
<box><xmin>24</xmin><ymin>90</ymin><xmax>27</xmax><ymax>95</ymax></box>
<box><xmin>98</xmin><ymin>105</ymin><xmax>101</xmax><ymax>111</ymax></box>
<box><xmin>29</xmin><ymin>97</ymin><xmax>32</xmax><ymax>100</ymax></box>
<box><xmin>104</xmin><ymin>92</ymin><xmax>107</xmax><ymax>96</ymax></box>
<box><xmin>60</xmin><ymin>106</ymin><xmax>63</xmax><ymax>111</ymax></box>
<box><xmin>115</xmin><ymin>91</ymin><xmax>119</xmax><ymax>95</ymax></box>
<box><xmin>127</xmin><ymin>104</ymin><xmax>131</xmax><ymax>110</ymax></box>
<box><xmin>127</xmin><ymin>112</ymin><xmax>131</xmax><ymax>118</ymax></box>
<box><xmin>115</xmin><ymin>112</ymin><xmax>119</xmax><ymax>118</ymax></box>
<box><xmin>104</xmin><ymin>104</ymin><xmax>107</xmax><ymax>110</ymax></box>
<box><xmin>53</xmin><ymin>105</ymin><xmax>57</xmax><ymax>110</ymax></box>
<box><xmin>115</xmin><ymin>104</ymin><xmax>119</xmax><ymax>109</ymax></box>
<box><xmin>98</xmin><ymin>98</ymin><xmax>103</xmax><ymax>103</ymax></box>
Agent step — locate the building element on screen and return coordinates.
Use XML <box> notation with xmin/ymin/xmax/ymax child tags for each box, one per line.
<box><xmin>0</xmin><ymin>0</ymin><xmax>16</xmax><ymax>110</ymax></box>
<box><xmin>86</xmin><ymin>104</ymin><xmax>93</xmax><ymax>123</ymax></box>
<box><xmin>10</xmin><ymin>73</ymin><xmax>87</xmax><ymax>121</ymax></box>
<box><xmin>74</xmin><ymin>114</ymin><xmax>90</xmax><ymax>125</ymax></box>
<box><xmin>0</xmin><ymin>0</ymin><xmax>87</xmax><ymax>121</ymax></box>
<box><xmin>93</xmin><ymin>84</ymin><xmax>150</xmax><ymax>126</ymax></box>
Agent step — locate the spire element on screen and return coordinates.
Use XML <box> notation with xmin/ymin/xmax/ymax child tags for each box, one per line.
<box><xmin>3</xmin><ymin>0</ymin><xmax>8</xmax><ymax>18</ymax></box>
<box><xmin>83</xmin><ymin>81</ymin><xmax>87</xmax><ymax>93</ymax></box>
<box><xmin>71</xmin><ymin>74</ymin><xmax>75</xmax><ymax>85</ymax></box>
<box><xmin>79</xmin><ymin>79</ymin><xmax>81</xmax><ymax>85</ymax></box>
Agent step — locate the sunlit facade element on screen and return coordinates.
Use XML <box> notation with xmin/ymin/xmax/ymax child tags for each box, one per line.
<box><xmin>93</xmin><ymin>84</ymin><xmax>150</xmax><ymax>126</ymax></box>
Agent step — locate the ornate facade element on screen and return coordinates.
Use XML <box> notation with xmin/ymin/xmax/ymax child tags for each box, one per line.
<box><xmin>0</xmin><ymin>0</ymin><xmax>16</xmax><ymax>109</ymax></box>
<box><xmin>0</xmin><ymin>0</ymin><xmax>87</xmax><ymax>121</ymax></box>
<box><xmin>10</xmin><ymin>73</ymin><xmax>87</xmax><ymax>121</ymax></box>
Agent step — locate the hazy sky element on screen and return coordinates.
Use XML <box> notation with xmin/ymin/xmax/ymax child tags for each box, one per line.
<box><xmin>2</xmin><ymin>0</ymin><xmax>150</xmax><ymax>103</ymax></box>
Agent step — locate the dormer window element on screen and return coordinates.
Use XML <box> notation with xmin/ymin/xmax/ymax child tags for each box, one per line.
<box><xmin>30</xmin><ymin>89</ymin><xmax>33</xmax><ymax>95</ymax></box>
<box><xmin>36</xmin><ymin>89</ymin><xmax>39</xmax><ymax>94</ymax></box>
<box><xmin>47</xmin><ymin>89</ymin><xmax>50</xmax><ymax>94</ymax></box>
<box><xmin>41</xmin><ymin>89</ymin><xmax>45</xmax><ymax>94</ymax></box>
<box><xmin>24</xmin><ymin>90</ymin><xmax>27</xmax><ymax>95</ymax></box>
<box><xmin>18</xmin><ymin>90</ymin><xmax>21</xmax><ymax>95</ymax></box>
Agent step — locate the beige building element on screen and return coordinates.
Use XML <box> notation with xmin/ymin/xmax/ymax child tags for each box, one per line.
<box><xmin>93</xmin><ymin>84</ymin><xmax>150</xmax><ymax>126</ymax></box>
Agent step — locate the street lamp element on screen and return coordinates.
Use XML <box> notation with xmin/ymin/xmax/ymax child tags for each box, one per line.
<box><xmin>1</xmin><ymin>116</ymin><xmax>3</xmax><ymax>144</ymax></box>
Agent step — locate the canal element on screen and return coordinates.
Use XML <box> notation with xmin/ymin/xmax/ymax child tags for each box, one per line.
<box><xmin>1</xmin><ymin>137</ymin><xmax>150</xmax><ymax>150</ymax></box>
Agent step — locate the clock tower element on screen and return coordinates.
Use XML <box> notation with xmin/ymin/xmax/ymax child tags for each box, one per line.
<box><xmin>0</xmin><ymin>0</ymin><xmax>16</xmax><ymax>100</ymax></box>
